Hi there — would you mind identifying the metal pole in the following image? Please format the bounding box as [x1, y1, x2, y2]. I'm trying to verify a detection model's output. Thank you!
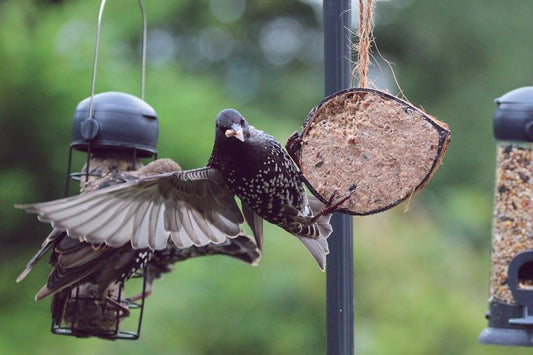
[324, 1, 354, 354]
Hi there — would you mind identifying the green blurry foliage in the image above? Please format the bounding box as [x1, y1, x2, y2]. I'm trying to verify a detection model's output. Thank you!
[2, 0, 533, 354]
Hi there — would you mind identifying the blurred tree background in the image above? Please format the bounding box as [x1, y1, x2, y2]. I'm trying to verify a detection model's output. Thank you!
[1, 0, 533, 354]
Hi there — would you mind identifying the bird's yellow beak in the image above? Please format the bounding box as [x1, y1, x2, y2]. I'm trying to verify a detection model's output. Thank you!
[225, 124, 245, 142]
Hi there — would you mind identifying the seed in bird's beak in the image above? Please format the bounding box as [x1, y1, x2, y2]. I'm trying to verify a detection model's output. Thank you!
[225, 124, 245, 142]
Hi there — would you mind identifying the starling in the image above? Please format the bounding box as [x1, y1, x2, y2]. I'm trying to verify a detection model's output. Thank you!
[17, 109, 345, 270]
[17, 151, 260, 331]
[17, 151, 149, 296]
[17, 152, 153, 329]
[209, 109, 335, 269]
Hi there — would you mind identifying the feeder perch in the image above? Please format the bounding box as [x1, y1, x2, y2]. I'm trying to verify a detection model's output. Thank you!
[479, 87, 533, 346]
[288, 88, 450, 215]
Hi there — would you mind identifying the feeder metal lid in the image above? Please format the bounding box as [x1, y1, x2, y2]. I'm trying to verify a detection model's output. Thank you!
[71, 91, 158, 157]
[494, 86, 533, 142]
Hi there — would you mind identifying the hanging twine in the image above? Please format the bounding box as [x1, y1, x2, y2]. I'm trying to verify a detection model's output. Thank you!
[354, 0, 374, 88]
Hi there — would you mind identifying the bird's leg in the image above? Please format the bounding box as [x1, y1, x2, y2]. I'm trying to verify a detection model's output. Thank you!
[127, 287, 153, 303]
[285, 132, 303, 170]
[126, 275, 155, 303]
[310, 187, 356, 223]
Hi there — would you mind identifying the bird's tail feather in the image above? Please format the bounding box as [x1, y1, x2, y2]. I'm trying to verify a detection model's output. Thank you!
[297, 235, 329, 271]
[307, 195, 333, 238]
[297, 194, 332, 270]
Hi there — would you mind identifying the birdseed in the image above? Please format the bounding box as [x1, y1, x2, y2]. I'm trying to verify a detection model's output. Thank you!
[489, 143, 533, 304]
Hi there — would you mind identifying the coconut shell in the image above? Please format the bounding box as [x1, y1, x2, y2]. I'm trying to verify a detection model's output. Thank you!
[288, 88, 450, 215]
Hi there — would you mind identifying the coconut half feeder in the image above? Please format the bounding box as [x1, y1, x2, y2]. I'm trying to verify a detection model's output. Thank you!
[479, 87, 533, 346]
[287, 88, 450, 215]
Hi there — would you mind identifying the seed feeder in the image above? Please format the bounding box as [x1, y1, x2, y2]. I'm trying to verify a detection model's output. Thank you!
[479, 87, 533, 346]
[55, 0, 157, 340]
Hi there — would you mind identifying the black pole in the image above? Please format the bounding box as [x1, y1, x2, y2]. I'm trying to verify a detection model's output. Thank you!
[324, 1, 354, 355]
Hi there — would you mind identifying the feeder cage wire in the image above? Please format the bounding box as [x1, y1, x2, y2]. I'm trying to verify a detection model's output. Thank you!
[55, 0, 157, 340]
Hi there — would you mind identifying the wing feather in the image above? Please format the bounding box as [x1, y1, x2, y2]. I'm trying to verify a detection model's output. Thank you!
[242, 204, 264, 250]
[131, 200, 155, 249]
[16, 162, 244, 250]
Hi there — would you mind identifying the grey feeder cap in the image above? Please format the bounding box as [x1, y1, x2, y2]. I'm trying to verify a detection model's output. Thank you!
[71, 91, 158, 157]
[494, 86, 533, 142]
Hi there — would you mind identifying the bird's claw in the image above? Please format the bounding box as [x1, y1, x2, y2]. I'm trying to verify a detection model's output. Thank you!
[126, 289, 152, 304]
[311, 187, 356, 223]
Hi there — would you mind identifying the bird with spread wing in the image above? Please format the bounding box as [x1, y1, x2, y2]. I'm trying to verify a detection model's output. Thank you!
[17, 151, 261, 331]
[17, 109, 350, 271]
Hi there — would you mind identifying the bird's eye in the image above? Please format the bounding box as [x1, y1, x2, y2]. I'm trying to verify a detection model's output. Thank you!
[240, 118, 245, 126]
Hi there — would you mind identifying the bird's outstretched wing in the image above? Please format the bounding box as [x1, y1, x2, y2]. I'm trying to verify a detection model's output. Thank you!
[34, 236, 128, 300]
[16, 162, 244, 250]
[16, 229, 64, 283]
[144, 234, 262, 288]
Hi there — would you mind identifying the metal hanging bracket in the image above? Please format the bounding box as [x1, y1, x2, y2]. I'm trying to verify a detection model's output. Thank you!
[68, 0, 158, 184]
[87, 0, 147, 124]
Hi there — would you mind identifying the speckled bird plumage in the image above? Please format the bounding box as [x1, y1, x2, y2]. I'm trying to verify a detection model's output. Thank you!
[209, 109, 332, 268]
[209, 109, 328, 238]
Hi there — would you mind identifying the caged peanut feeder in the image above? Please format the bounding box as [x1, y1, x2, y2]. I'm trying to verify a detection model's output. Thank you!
[53, 91, 158, 340]
[287, 88, 450, 215]
[53, 270, 148, 340]
[480, 87, 533, 347]
[50, 0, 156, 339]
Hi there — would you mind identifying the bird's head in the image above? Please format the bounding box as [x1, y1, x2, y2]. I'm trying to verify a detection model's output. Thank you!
[215, 109, 249, 143]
